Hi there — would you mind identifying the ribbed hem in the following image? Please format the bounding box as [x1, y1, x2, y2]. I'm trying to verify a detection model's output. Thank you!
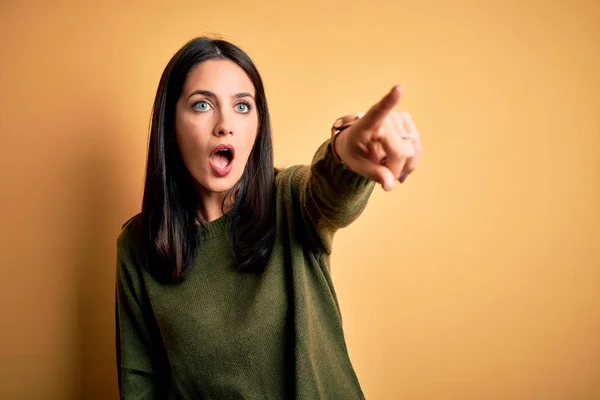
[322, 142, 373, 191]
[290, 141, 374, 196]
[198, 215, 228, 240]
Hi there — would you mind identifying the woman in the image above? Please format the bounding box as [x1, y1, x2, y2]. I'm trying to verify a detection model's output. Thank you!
[116, 36, 421, 399]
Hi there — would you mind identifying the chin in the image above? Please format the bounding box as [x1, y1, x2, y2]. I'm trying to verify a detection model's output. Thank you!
[203, 174, 243, 194]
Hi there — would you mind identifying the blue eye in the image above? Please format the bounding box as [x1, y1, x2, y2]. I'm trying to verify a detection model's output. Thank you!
[235, 102, 252, 113]
[192, 100, 211, 112]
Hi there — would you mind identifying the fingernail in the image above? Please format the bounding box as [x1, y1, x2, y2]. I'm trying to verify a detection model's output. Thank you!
[399, 174, 408, 183]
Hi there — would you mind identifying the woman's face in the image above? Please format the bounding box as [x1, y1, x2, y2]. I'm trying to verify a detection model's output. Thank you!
[175, 59, 259, 199]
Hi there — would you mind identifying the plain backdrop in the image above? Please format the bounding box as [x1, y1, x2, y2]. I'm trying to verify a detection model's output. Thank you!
[0, 0, 598, 399]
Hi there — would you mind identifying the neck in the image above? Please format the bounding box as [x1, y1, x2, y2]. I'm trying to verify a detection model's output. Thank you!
[197, 188, 238, 223]
[197, 192, 226, 222]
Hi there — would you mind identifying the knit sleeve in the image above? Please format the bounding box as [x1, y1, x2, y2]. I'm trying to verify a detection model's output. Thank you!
[285, 139, 376, 255]
[115, 226, 165, 399]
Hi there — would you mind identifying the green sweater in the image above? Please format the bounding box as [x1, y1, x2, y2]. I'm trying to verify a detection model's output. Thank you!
[116, 140, 376, 399]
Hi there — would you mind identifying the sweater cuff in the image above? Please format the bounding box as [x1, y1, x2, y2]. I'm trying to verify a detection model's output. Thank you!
[319, 140, 375, 194]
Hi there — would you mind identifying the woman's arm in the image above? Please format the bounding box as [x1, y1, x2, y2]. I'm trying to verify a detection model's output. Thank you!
[115, 230, 164, 399]
[286, 139, 376, 255]
[282, 85, 421, 256]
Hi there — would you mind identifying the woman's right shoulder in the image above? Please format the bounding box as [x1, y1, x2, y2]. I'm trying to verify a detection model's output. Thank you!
[116, 214, 149, 281]
[117, 213, 143, 254]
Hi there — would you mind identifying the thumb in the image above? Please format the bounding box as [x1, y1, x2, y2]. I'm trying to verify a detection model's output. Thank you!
[360, 85, 403, 129]
[366, 164, 396, 192]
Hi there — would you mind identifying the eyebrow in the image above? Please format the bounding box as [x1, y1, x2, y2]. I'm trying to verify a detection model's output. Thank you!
[187, 90, 255, 100]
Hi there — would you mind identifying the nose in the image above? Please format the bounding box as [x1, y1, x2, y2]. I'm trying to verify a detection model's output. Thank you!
[213, 111, 234, 137]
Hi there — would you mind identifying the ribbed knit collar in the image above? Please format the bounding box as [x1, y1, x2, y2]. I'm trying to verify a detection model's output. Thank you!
[198, 215, 228, 240]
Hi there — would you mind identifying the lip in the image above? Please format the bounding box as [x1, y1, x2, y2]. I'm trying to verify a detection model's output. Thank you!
[211, 144, 236, 158]
[209, 144, 235, 177]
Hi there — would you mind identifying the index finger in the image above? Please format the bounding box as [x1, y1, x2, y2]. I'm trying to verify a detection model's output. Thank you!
[359, 85, 403, 129]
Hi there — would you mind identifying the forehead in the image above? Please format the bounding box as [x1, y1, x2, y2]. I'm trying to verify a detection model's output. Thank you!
[182, 59, 255, 96]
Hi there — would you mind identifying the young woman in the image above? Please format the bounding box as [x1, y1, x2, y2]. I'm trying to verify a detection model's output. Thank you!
[116, 36, 421, 399]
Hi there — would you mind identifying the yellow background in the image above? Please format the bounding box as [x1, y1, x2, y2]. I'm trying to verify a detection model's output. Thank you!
[1, 0, 598, 399]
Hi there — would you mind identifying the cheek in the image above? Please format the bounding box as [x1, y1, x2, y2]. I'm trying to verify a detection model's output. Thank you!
[175, 110, 193, 157]
[176, 118, 210, 158]
[175, 130, 196, 165]
[239, 130, 258, 163]
[242, 118, 259, 148]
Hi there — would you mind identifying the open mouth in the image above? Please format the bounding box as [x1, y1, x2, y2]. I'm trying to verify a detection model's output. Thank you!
[209, 144, 235, 176]
[212, 148, 233, 167]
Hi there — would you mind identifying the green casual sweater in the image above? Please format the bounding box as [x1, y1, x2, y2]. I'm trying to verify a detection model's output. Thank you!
[116, 140, 376, 399]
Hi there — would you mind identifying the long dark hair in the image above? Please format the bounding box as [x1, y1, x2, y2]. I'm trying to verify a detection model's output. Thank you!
[131, 36, 276, 282]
